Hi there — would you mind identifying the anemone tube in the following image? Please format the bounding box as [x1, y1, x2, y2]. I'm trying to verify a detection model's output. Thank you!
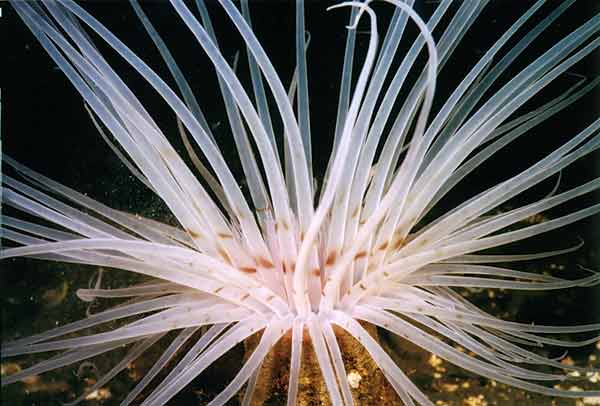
[2, 1, 600, 405]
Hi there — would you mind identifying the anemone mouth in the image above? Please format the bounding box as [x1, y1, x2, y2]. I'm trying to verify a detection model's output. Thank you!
[2, 0, 600, 405]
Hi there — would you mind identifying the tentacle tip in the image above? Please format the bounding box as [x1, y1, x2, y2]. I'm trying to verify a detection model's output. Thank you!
[76, 289, 94, 302]
[326, 1, 370, 31]
[564, 71, 588, 81]
[576, 263, 599, 275]
[304, 30, 311, 45]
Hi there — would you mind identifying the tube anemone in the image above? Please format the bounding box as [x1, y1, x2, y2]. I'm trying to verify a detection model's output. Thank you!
[1, 1, 599, 405]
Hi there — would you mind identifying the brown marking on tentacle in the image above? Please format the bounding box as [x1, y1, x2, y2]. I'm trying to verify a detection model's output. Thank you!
[354, 251, 367, 260]
[392, 238, 405, 250]
[217, 247, 232, 265]
[325, 251, 337, 267]
[187, 229, 202, 239]
[257, 256, 275, 269]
